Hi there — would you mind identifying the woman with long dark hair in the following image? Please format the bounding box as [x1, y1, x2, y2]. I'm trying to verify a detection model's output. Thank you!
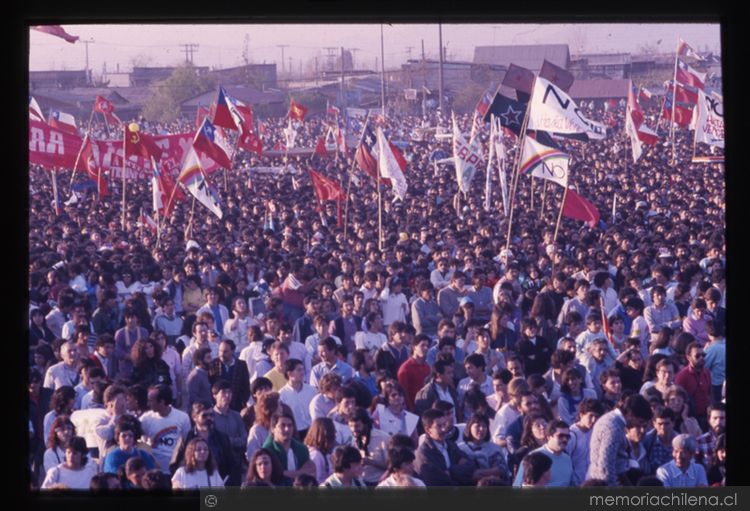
[243, 448, 291, 487]
[507, 413, 548, 479]
[457, 414, 510, 483]
[171, 437, 224, 489]
[30, 308, 55, 346]
[130, 338, 172, 388]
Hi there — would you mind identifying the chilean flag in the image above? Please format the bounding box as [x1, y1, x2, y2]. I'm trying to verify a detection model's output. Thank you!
[193, 118, 233, 169]
[676, 59, 706, 91]
[213, 86, 253, 132]
[48, 109, 78, 135]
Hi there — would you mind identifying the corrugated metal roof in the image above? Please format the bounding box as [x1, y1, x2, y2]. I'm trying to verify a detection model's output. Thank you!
[568, 79, 630, 99]
[474, 44, 570, 71]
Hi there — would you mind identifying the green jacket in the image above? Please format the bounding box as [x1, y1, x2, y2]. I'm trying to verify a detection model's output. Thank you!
[262, 435, 310, 471]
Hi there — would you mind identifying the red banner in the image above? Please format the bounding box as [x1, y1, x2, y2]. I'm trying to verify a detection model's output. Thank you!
[30, 120, 222, 179]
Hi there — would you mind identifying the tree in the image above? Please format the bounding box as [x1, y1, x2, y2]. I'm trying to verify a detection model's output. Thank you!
[450, 82, 487, 115]
[141, 63, 216, 123]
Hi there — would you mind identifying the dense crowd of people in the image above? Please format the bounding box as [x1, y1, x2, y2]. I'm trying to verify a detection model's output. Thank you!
[28, 95, 726, 491]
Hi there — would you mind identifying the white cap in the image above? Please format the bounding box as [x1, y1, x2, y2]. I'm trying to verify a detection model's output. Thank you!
[186, 240, 201, 251]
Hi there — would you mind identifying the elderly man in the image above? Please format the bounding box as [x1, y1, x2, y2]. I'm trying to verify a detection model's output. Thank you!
[43, 341, 80, 390]
[656, 434, 708, 487]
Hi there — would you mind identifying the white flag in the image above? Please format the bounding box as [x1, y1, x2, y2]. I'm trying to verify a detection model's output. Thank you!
[528, 76, 607, 140]
[693, 90, 724, 148]
[492, 116, 509, 216]
[519, 136, 570, 188]
[452, 113, 483, 193]
[283, 118, 297, 149]
[182, 149, 223, 219]
[376, 127, 408, 201]
[625, 107, 643, 163]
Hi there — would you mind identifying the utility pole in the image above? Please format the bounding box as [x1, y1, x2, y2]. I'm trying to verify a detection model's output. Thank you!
[438, 23, 444, 113]
[350, 48, 361, 70]
[180, 43, 199, 64]
[340, 47, 345, 108]
[405, 46, 414, 61]
[288, 57, 292, 79]
[82, 39, 94, 85]
[421, 39, 426, 118]
[277, 45, 289, 74]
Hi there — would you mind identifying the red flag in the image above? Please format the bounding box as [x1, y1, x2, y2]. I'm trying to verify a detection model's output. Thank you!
[662, 100, 694, 127]
[638, 87, 653, 102]
[94, 96, 122, 125]
[307, 168, 345, 202]
[74, 134, 110, 198]
[238, 131, 264, 156]
[288, 99, 308, 121]
[258, 122, 268, 137]
[32, 25, 79, 43]
[600, 296, 615, 348]
[562, 187, 600, 228]
[502, 63, 535, 96]
[539, 59, 575, 92]
[195, 106, 210, 128]
[314, 137, 330, 158]
[124, 126, 162, 161]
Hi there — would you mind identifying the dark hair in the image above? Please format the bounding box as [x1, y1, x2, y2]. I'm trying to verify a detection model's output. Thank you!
[283, 358, 304, 378]
[148, 384, 173, 406]
[66, 436, 89, 466]
[421, 408, 445, 429]
[332, 445, 362, 473]
[246, 447, 284, 485]
[620, 394, 653, 422]
[462, 414, 491, 443]
[50, 386, 76, 414]
[140, 469, 172, 490]
[250, 377, 273, 396]
[578, 398, 605, 418]
[522, 451, 552, 485]
[386, 446, 416, 473]
[90, 472, 120, 491]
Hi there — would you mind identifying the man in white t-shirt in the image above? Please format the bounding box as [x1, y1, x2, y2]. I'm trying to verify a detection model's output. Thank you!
[139, 384, 192, 473]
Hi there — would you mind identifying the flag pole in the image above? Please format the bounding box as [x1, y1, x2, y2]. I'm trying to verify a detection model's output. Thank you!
[505, 78, 535, 250]
[69, 109, 96, 189]
[540, 180, 547, 219]
[612, 193, 617, 224]
[670, 37, 680, 165]
[186, 193, 197, 241]
[553, 182, 569, 244]
[530, 175, 535, 210]
[483, 114, 495, 213]
[121, 126, 127, 231]
[378, 23, 386, 252]
[344, 112, 371, 241]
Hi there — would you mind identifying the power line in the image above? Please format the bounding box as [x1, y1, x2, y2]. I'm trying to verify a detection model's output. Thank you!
[180, 43, 199, 64]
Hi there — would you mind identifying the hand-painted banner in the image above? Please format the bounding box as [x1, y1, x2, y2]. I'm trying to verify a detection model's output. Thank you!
[30, 120, 222, 178]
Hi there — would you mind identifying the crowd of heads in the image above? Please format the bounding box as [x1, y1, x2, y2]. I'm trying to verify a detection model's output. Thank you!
[28, 96, 725, 490]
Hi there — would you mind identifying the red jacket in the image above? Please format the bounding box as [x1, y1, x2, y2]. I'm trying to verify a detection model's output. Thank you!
[675, 365, 712, 417]
[397, 357, 431, 412]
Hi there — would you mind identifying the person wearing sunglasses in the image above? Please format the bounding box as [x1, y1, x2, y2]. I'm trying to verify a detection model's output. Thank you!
[513, 420, 574, 487]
